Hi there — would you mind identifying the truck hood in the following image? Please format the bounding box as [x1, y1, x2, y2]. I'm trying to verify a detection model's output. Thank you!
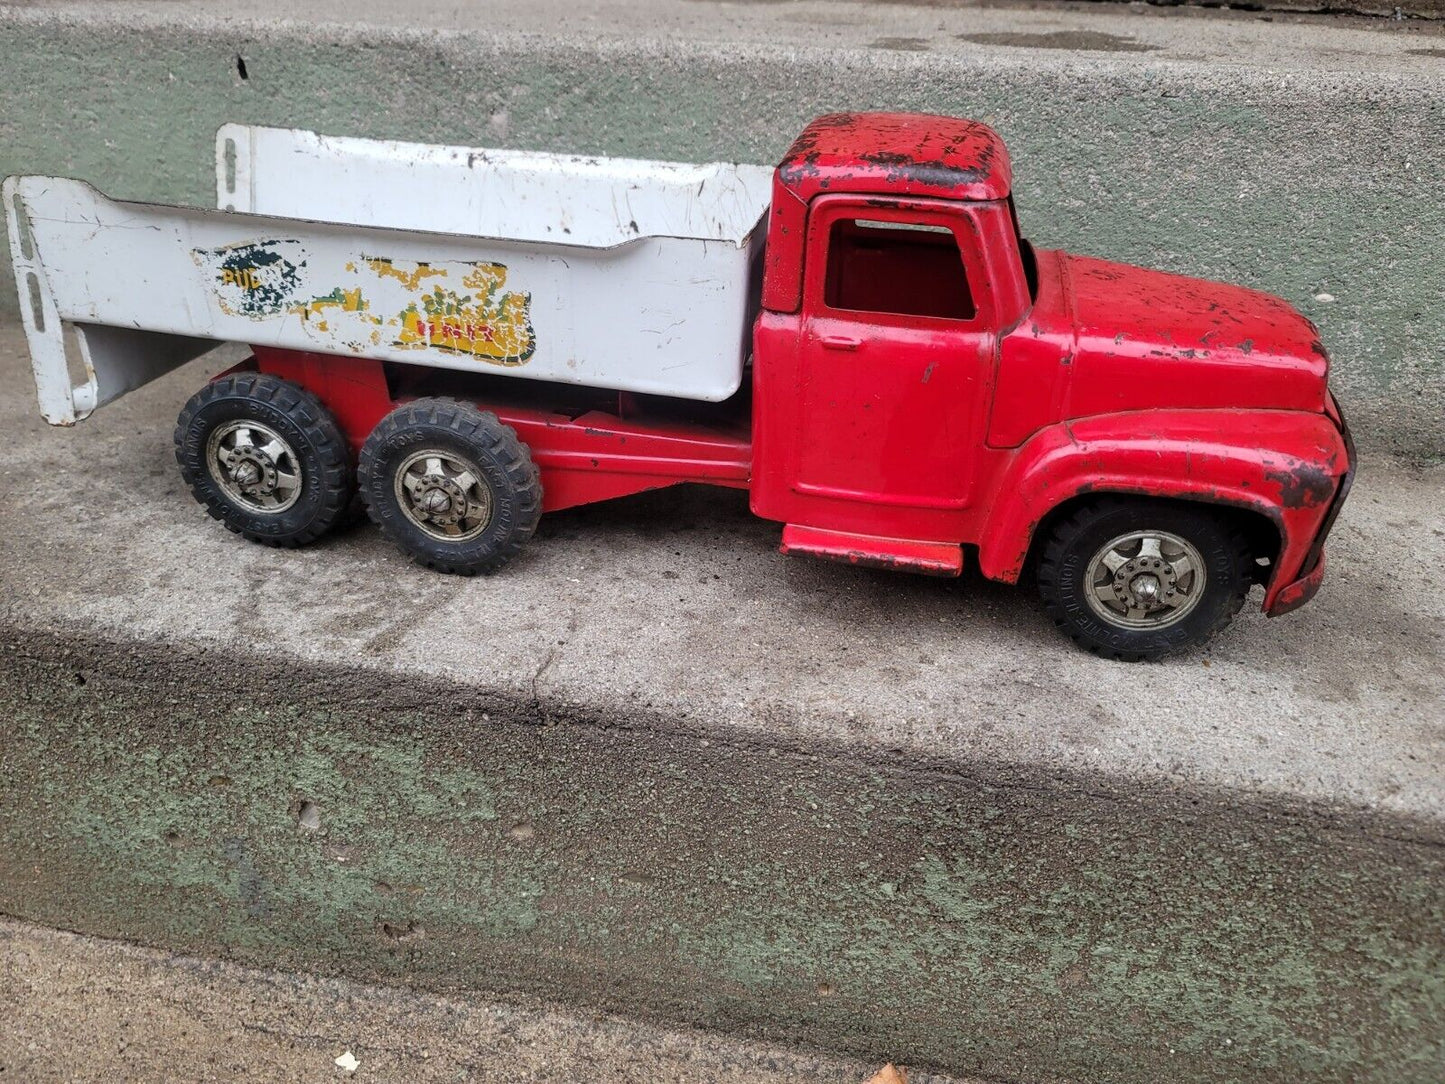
[1051, 253, 1331, 418]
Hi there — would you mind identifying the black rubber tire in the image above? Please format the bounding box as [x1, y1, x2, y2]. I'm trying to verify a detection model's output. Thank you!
[358, 398, 542, 575]
[174, 372, 354, 547]
[1036, 498, 1251, 661]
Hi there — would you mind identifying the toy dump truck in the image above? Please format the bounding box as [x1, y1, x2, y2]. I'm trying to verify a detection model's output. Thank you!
[5, 113, 1353, 659]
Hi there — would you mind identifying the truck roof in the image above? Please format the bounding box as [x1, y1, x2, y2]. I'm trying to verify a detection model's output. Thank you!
[776, 112, 1012, 204]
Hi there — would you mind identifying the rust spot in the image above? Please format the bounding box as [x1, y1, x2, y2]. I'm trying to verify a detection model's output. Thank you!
[1264, 464, 1336, 509]
[840, 550, 956, 577]
[777, 113, 1003, 195]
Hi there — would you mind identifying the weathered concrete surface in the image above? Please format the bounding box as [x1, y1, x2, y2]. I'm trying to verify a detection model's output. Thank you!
[0, 325, 1442, 1084]
[0, 0, 1442, 458]
[0, 919, 950, 1084]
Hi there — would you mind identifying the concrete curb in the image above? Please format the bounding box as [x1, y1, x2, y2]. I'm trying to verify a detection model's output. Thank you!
[1, 3, 1443, 1079]
[0, 1, 1442, 457]
[3, 625, 1442, 1084]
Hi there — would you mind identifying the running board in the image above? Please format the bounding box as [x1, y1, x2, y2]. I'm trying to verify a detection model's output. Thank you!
[779, 525, 964, 577]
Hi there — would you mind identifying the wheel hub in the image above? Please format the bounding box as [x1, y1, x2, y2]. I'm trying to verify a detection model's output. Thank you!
[1130, 572, 1162, 605]
[225, 449, 276, 495]
[206, 421, 302, 513]
[1086, 530, 1207, 630]
[410, 478, 469, 526]
[394, 449, 493, 541]
[1110, 555, 1179, 614]
[232, 459, 262, 488]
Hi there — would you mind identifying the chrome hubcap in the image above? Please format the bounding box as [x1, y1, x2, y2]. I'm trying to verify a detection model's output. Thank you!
[1084, 530, 1207, 629]
[207, 420, 302, 513]
[395, 449, 493, 541]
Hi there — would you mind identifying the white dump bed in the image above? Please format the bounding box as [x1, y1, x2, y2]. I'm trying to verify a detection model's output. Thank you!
[7, 126, 774, 425]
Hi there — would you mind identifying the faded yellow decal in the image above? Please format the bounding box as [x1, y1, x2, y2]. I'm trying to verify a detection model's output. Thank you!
[365, 257, 448, 292]
[285, 258, 535, 366]
[294, 286, 367, 318]
[394, 266, 535, 364]
[191, 239, 307, 318]
[290, 287, 368, 335]
[220, 267, 263, 291]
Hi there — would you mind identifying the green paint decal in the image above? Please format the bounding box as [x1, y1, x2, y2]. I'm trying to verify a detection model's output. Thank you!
[191, 239, 306, 317]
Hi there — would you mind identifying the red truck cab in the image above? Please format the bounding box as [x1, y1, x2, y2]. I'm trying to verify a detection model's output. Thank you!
[165, 112, 1351, 660]
[746, 113, 1353, 657]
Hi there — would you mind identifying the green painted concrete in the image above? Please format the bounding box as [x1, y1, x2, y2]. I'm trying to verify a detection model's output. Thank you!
[2, 628, 1441, 1083]
[0, 10, 1440, 458]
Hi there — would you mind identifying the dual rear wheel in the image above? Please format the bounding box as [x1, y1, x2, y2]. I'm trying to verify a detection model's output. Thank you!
[357, 398, 542, 575]
[176, 376, 540, 574]
[174, 373, 353, 546]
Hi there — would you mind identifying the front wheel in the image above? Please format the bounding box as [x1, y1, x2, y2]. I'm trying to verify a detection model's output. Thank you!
[1036, 499, 1251, 661]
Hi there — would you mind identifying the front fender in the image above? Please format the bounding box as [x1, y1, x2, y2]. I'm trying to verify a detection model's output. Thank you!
[975, 410, 1350, 610]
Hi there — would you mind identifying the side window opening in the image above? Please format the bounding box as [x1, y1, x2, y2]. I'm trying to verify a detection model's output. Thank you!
[824, 218, 975, 321]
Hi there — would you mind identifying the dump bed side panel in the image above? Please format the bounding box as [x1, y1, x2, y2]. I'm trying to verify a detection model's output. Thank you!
[217, 124, 775, 247]
[8, 177, 753, 424]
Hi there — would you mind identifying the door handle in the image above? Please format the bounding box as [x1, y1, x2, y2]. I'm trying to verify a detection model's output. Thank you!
[820, 334, 862, 351]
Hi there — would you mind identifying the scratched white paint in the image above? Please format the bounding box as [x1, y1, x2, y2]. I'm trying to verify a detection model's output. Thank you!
[6, 126, 773, 426]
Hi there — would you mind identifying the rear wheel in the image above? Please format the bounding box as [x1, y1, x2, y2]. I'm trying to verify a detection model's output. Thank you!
[1036, 499, 1251, 660]
[359, 398, 542, 575]
[174, 372, 353, 546]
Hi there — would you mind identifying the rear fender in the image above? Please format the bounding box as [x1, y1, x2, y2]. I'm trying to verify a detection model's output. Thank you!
[976, 410, 1349, 609]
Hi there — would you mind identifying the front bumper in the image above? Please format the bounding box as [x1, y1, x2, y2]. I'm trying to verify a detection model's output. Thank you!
[1265, 397, 1356, 618]
[1266, 550, 1328, 617]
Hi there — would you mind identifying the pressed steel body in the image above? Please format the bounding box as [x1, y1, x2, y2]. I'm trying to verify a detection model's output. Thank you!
[10, 111, 1353, 622]
[751, 113, 1350, 616]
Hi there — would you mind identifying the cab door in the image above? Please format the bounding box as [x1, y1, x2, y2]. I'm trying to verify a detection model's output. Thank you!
[793, 197, 997, 521]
